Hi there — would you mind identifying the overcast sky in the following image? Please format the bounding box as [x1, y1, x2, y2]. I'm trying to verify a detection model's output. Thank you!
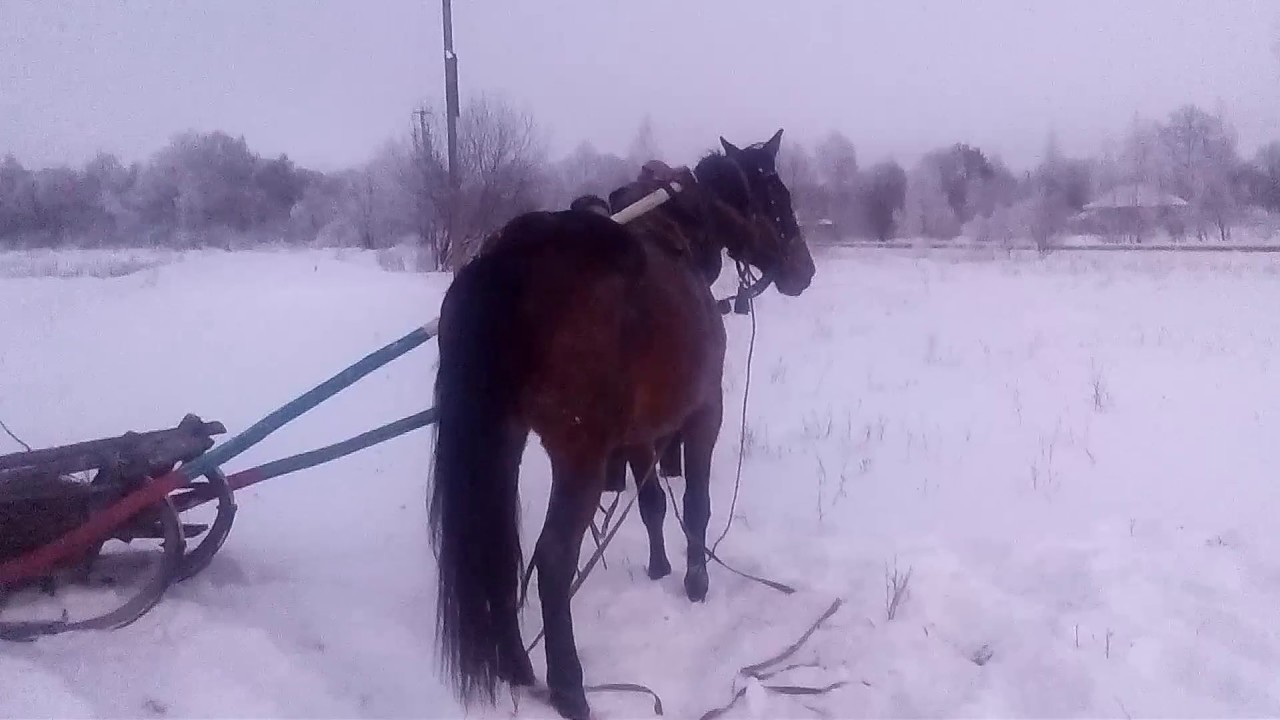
[2, 0, 1278, 172]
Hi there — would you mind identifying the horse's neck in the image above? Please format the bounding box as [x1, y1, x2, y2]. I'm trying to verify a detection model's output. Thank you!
[654, 199, 726, 285]
[692, 190, 757, 278]
[609, 173, 730, 285]
[685, 225, 725, 285]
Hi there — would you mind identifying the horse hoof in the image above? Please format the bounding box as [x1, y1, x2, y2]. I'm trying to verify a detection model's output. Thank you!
[648, 557, 672, 580]
[684, 566, 708, 602]
[549, 686, 591, 720]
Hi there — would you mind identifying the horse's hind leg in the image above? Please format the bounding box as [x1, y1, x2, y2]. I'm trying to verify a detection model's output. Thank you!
[497, 613, 535, 687]
[680, 396, 724, 602]
[626, 445, 671, 580]
[535, 449, 605, 720]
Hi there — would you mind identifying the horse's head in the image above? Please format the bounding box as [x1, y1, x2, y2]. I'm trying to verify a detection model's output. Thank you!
[695, 129, 815, 297]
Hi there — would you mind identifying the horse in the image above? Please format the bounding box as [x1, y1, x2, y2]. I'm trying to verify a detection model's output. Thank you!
[599, 158, 733, 497]
[428, 129, 816, 720]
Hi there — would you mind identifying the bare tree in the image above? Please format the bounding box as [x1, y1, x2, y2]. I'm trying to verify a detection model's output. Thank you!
[777, 139, 821, 224]
[814, 132, 860, 234]
[548, 141, 633, 209]
[352, 170, 378, 250]
[409, 109, 450, 261]
[1157, 105, 1241, 241]
[903, 162, 958, 239]
[1245, 142, 1280, 212]
[452, 97, 545, 262]
[1029, 131, 1093, 248]
[627, 114, 662, 166]
[920, 143, 1003, 225]
[407, 95, 546, 269]
[864, 160, 907, 241]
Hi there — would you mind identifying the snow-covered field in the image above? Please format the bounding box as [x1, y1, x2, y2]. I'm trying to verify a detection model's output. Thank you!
[3, 245, 1280, 718]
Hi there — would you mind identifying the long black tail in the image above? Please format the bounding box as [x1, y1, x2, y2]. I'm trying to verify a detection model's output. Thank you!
[428, 251, 528, 705]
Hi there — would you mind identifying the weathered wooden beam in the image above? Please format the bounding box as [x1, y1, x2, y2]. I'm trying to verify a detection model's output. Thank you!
[0, 415, 225, 481]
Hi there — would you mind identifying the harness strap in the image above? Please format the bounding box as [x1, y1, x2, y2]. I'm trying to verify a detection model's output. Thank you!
[705, 548, 795, 595]
[586, 683, 665, 715]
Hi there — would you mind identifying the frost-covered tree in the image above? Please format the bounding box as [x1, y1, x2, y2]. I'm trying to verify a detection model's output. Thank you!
[627, 115, 662, 166]
[777, 139, 822, 224]
[404, 96, 546, 269]
[863, 160, 907, 241]
[1027, 132, 1093, 247]
[0, 156, 39, 243]
[1243, 141, 1280, 212]
[902, 162, 958, 239]
[814, 131, 860, 233]
[921, 143, 999, 224]
[548, 141, 633, 209]
[1156, 105, 1242, 241]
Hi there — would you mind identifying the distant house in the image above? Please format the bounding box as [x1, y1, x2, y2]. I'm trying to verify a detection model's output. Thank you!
[1076, 183, 1189, 241]
[802, 218, 840, 243]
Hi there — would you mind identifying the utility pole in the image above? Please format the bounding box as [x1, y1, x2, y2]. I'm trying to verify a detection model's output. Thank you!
[440, 0, 460, 266]
[411, 107, 432, 260]
[441, 0, 459, 190]
[411, 108, 430, 155]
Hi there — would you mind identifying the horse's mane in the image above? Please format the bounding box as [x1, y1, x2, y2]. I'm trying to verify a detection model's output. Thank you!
[688, 149, 774, 270]
[595, 147, 769, 284]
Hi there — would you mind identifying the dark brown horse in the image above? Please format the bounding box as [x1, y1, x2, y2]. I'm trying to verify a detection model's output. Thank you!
[428, 130, 815, 719]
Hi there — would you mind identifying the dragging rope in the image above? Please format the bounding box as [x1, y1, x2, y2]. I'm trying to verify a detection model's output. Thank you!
[738, 598, 843, 678]
[0, 418, 31, 452]
[661, 478, 795, 595]
[711, 261, 760, 557]
[698, 598, 846, 720]
[585, 683, 664, 716]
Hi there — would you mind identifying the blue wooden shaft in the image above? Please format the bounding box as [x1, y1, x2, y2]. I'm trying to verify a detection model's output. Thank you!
[229, 408, 439, 490]
[178, 322, 438, 481]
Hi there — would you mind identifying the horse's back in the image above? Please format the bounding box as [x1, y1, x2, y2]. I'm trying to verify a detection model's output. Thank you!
[478, 209, 644, 279]
[453, 206, 724, 449]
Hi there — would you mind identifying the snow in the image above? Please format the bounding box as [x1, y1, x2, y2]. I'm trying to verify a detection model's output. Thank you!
[3, 245, 1280, 717]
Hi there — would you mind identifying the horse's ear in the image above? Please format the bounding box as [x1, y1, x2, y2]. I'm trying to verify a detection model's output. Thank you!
[763, 128, 784, 158]
[720, 136, 741, 155]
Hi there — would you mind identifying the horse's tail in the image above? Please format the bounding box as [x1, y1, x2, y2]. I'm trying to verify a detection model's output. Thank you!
[428, 250, 528, 705]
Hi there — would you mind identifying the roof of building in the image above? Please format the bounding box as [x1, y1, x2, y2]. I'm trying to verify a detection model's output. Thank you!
[1084, 183, 1189, 210]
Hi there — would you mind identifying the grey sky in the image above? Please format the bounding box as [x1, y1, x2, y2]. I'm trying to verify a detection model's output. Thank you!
[2, 0, 1277, 172]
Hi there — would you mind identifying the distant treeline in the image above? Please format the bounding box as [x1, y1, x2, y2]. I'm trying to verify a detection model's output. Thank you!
[4, 97, 1279, 268]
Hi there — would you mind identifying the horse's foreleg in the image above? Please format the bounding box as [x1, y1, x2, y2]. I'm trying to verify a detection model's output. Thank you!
[626, 445, 671, 580]
[680, 395, 723, 602]
[535, 453, 604, 720]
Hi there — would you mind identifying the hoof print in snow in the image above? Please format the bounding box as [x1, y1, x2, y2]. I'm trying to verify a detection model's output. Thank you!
[970, 644, 994, 666]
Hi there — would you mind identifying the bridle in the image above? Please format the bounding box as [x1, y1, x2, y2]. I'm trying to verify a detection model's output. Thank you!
[716, 259, 770, 315]
[713, 159, 794, 316]
[612, 155, 792, 316]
